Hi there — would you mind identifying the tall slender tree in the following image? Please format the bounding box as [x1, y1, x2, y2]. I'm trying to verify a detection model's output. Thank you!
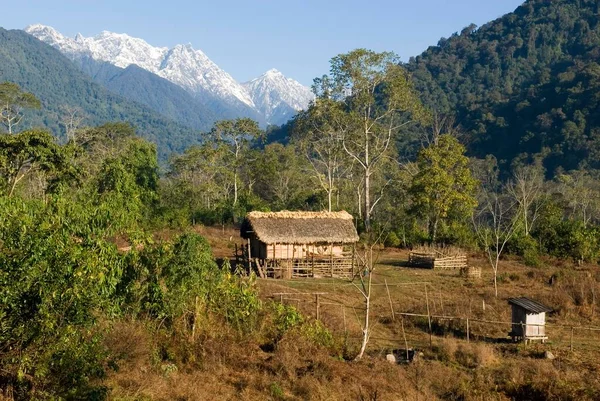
[210, 118, 262, 208]
[317, 49, 429, 230]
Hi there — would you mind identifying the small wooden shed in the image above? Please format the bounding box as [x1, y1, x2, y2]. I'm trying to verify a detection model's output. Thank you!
[508, 297, 552, 343]
[240, 210, 359, 279]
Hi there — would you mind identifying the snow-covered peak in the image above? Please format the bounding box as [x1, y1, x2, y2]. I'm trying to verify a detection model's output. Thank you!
[25, 25, 254, 108]
[81, 30, 168, 72]
[25, 24, 312, 124]
[25, 24, 87, 57]
[243, 69, 314, 124]
[265, 68, 282, 75]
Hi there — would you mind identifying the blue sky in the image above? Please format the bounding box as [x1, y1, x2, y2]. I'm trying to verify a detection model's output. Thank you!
[4, 0, 524, 86]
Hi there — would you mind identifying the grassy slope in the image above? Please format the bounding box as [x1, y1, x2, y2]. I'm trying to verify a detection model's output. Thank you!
[102, 226, 600, 400]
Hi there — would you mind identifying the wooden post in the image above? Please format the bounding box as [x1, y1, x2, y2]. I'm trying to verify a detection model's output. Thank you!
[330, 242, 334, 278]
[279, 294, 283, 304]
[247, 238, 252, 268]
[291, 243, 296, 278]
[315, 294, 321, 321]
[570, 327, 574, 352]
[466, 318, 470, 342]
[311, 245, 315, 277]
[342, 305, 347, 334]
[425, 284, 433, 347]
[385, 279, 395, 321]
[273, 242, 276, 277]
[351, 244, 356, 278]
[401, 316, 409, 361]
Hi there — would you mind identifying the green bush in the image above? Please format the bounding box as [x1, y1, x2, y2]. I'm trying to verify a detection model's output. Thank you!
[507, 230, 540, 267]
[384, 231, 401, 248]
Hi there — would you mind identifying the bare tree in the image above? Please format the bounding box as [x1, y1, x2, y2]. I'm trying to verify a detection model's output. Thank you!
[506, 164, 545, 236]
[353, 231, 386, 360]
[556, 171, 600, 227]
[59, 105, 86, 141]
[473, 189, 522, 297]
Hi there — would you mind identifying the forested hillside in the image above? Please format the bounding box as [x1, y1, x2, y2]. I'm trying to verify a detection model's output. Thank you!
[407, 0, 600, 174]
[0, 28, 201, 159]
[79, 57, 215, 131]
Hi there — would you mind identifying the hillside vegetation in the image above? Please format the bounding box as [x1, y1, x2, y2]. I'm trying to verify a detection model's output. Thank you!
[407, 0, 600, 174]
[3, 0, 600, 399]
[0, 28, 201, 159]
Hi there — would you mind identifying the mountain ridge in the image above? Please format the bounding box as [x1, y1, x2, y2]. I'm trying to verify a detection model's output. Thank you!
[0, 27, 201, 160]
[25, 24, 313, 125]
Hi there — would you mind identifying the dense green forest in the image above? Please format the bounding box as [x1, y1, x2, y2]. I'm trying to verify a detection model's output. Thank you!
[406, 0, 600, 175]
[80, 58, 216, 131]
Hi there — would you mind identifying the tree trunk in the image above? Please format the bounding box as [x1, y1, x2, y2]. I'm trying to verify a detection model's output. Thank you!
[430, 217, 439, 244]
[233, 169, 238, 207]
[364, 172, 371, 232]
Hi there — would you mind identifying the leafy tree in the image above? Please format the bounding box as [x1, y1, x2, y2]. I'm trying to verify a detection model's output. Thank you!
[293, 98, 349, 211]
[0, 197, 126, 398]
[251, 143, 315, 210]
[0, 82, 41, 134]
[410, 134, 478, 242]
[210, 118, 263, 209]
[0, 130, 71, 197]
[317, 49, 430, 230]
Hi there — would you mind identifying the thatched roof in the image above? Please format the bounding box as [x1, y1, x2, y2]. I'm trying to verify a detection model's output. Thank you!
[240, 210, 359, 245]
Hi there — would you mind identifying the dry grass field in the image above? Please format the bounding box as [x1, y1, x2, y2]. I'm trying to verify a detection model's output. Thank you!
[101, 225, 600, 400]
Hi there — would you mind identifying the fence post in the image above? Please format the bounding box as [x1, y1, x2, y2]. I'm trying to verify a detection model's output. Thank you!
[315, 294, 321, 321]
[570, 327, 574, 352]
[466, 318, 470, 343]
[425, 284, 432, 347]
[401, 316, 409, 361]
[342, 304, 347, 334]
[385, 279, 395, 321]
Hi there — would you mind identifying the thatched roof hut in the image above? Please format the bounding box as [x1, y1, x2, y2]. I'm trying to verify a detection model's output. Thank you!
[240, 210, 359, 245]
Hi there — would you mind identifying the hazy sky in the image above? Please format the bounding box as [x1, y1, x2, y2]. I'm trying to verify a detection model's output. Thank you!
[4, 0, 524, 86]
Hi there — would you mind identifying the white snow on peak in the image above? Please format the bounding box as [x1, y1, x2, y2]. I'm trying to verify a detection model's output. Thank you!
[25, 24, 254, 108]
[25, 24, 314, 123]
[243, 69, 314, 124]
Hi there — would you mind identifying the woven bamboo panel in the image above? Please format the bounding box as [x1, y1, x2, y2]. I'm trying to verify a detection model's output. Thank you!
[460, 265, 482, 278]
[408, 252, 467, 270]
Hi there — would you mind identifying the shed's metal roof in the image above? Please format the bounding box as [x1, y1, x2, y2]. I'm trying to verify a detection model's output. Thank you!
[508, 297, 552, 313]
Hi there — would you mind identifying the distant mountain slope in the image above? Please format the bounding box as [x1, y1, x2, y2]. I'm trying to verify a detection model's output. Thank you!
[25, 25, 313, 126]
[0, 28, 200, 159]
[406, 0, 600, 174]
[243, 69, 314, 125]
[78, 57, 215, 130]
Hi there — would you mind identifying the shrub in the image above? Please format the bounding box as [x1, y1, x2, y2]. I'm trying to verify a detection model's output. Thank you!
[507, 229, 540, 267]
[384, 231, 401, 248]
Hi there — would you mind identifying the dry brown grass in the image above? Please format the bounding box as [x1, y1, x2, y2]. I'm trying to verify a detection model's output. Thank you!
[100, 227, 600, 400]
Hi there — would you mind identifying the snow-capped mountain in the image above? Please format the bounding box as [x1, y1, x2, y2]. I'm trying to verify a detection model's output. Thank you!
[24, 24, 313, 125]
[243, 69, 314, 124]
